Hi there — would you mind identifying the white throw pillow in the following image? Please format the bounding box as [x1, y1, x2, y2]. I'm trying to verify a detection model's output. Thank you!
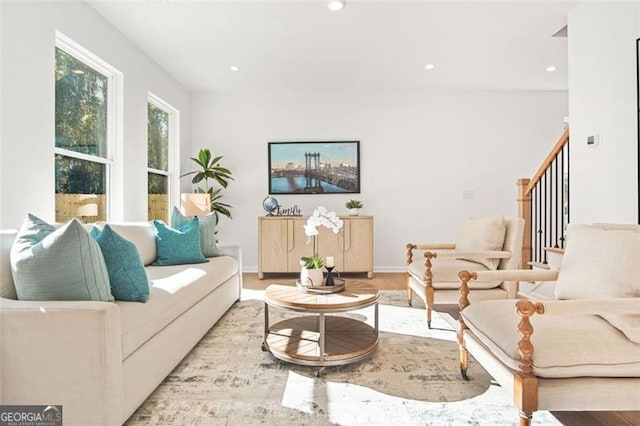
[455, 215, 506, 270]
[555, 224, 640, 342]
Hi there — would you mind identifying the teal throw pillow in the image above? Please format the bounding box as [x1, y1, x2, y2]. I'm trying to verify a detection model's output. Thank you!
[152, 219, 208, 266]
[170, 206, 220, 257]
[91, 225, 149, 302]
[10, 214, 113, 302]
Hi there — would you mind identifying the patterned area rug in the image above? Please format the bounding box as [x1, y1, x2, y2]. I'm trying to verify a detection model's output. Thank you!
[126, 290, 559, 425]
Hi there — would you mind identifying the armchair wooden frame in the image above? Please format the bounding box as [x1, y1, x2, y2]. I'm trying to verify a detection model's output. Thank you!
[405, 244, 513, 328]
[457, 269, 640, 426]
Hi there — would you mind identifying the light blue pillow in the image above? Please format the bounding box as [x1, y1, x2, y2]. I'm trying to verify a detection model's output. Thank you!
[91, 225, 149, 303]
[10, 214, 113, 302]
[152, 219, 208, 266]
[170, 206, 220, 257]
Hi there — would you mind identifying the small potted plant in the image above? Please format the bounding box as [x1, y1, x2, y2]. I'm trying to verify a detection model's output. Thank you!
[346, 199, 363, 216]
[299, 254, 324, 287]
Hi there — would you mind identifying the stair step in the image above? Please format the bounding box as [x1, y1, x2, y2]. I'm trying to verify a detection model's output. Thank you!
[528, 261, 550, 270]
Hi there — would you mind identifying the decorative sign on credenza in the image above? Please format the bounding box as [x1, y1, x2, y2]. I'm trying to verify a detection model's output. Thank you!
[262, 196, 302, 216]
[275, 205, 302, 216]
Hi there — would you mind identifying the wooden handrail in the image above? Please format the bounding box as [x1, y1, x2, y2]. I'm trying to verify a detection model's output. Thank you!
[525, 129, 569, 195]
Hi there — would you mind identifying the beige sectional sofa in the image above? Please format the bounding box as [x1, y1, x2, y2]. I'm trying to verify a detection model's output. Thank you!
[0, 222, 242, 425]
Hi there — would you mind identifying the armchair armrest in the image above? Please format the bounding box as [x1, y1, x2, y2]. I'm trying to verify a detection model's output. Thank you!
[0, 298, 123, 424]
[457, 269, 560, 310]
[466, 269, 559, 283]
[434, 250, 512, 259]
[534, 298, 640, 316]
[405, 243, 455, 264]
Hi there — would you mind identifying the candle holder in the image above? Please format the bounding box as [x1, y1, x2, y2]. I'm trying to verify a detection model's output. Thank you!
[325, 266, 336, 286]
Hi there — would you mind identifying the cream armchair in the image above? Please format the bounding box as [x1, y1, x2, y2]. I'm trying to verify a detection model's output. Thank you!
[457, 224, 640, 425]
[406, 216, 524, 328]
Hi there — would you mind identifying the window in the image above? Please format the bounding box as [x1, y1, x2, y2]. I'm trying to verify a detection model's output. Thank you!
[147, 95, 178, 222]
[54, 34, 120, 223]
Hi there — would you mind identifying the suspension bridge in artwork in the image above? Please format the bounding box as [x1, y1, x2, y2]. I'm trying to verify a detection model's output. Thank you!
[271, 152, 359, 193]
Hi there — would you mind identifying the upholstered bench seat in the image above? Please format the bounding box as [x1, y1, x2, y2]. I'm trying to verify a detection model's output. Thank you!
[118, 257, 239, 359]
[462, 299, 640, 378]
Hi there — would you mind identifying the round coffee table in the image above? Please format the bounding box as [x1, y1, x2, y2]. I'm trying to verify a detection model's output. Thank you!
[262, 281, 379, 375]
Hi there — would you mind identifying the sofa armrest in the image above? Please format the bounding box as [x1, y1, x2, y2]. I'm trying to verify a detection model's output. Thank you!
[218, 244, 243, 290]
[0, 298, 123, 425]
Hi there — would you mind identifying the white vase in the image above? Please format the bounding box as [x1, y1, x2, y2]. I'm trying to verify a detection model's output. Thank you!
[300, 267, 324, 287]
[349, 208, 360, 216]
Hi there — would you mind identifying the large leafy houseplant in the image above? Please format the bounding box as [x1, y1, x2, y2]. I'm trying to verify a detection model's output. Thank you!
[180, 149, 234, 224]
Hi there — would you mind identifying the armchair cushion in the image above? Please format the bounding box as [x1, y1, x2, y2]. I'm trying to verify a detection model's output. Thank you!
[456, 215, 506, 270]
[462, 299, 640, 378]
[408, 258, 499, 289]
[554, 224, 640, 342]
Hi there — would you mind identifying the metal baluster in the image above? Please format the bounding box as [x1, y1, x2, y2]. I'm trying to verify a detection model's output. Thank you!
[553, 154, 562, 248]
[549, 161, 554, 251]
[567, 139, 570, 226]
[560, 146, 565, 248]
[537, 183, 542, 263]
[543, 171, 547, 264]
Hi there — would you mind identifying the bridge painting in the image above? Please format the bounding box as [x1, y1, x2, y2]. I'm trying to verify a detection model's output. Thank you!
[268, 141, 360, 194]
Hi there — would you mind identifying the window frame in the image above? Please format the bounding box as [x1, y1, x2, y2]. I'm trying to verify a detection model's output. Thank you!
[54, 31, 123, 221]
[147, 93, 180, 221]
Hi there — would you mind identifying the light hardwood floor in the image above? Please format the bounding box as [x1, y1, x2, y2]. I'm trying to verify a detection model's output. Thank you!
[244, 272, 640, 426]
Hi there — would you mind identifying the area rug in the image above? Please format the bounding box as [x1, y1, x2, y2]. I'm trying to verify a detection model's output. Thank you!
[126, 290, 559, 425]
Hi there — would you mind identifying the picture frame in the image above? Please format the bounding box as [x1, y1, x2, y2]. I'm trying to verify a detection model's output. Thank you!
[268, 141, 360, 194]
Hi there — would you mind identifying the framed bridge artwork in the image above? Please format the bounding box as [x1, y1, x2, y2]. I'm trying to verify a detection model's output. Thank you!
[268, 141, 360, 194]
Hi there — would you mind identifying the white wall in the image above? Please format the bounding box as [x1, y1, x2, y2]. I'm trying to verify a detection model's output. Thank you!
[568, 1, 640, 224]
[193, 90, 567, 271]
[0, 1, 192, 228]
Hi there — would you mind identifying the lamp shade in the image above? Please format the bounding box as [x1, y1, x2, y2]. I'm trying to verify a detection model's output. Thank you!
[74, 194, 99, 217]
[180, 193, 211, 217]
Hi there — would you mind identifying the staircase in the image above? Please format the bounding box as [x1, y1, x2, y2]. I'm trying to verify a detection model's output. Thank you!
[517, 129, 569, 269]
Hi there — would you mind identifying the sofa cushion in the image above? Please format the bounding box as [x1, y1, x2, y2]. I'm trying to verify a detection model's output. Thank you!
[171, 206, 220, 257]
[97, 222, 157, 266]
[456, 215, 506, 270]
[117, 256, 239, 359]
[408, 257, 498, 289]
[462, 299, 640, 378]
[152, 219, 208, 266]
[91, 225, 150, 303]
[10, 215, 113, 302]
[555, 224, 640, 342]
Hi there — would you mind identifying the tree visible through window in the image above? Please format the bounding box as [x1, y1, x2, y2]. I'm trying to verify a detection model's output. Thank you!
[55, 46, 111, 222]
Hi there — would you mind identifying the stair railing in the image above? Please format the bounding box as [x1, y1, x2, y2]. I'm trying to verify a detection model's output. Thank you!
[517, 129, 569, 268]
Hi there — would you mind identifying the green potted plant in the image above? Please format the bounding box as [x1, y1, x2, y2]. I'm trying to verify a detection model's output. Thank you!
[181, 149, 234, 224]
[346, 199, 363, 216]
[299, 253, 324, 287]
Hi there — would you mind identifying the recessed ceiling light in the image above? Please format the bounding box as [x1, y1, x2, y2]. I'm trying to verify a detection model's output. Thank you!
[327, 0, 346, 11]
[546, 65, 557, 72]
[71, 69, 85, 75]
[425, 64, 435, 70]
[229, 65, 240, 72]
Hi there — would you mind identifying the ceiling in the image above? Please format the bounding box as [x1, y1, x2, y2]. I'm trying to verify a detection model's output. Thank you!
[88, 0, 578, 93]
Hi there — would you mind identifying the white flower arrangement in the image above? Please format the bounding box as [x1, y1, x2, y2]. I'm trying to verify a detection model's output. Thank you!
[304, 207, 343, 238]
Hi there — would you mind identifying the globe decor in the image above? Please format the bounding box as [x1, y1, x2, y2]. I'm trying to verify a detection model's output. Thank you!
[262, 196, 279, 216]
[299, 207, 343, 288]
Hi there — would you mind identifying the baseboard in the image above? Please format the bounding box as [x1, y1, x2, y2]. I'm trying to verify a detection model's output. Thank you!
[241, 267, 406, 274]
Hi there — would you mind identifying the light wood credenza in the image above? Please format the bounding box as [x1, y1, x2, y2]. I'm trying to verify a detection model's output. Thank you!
[257, 215, 373, 279]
